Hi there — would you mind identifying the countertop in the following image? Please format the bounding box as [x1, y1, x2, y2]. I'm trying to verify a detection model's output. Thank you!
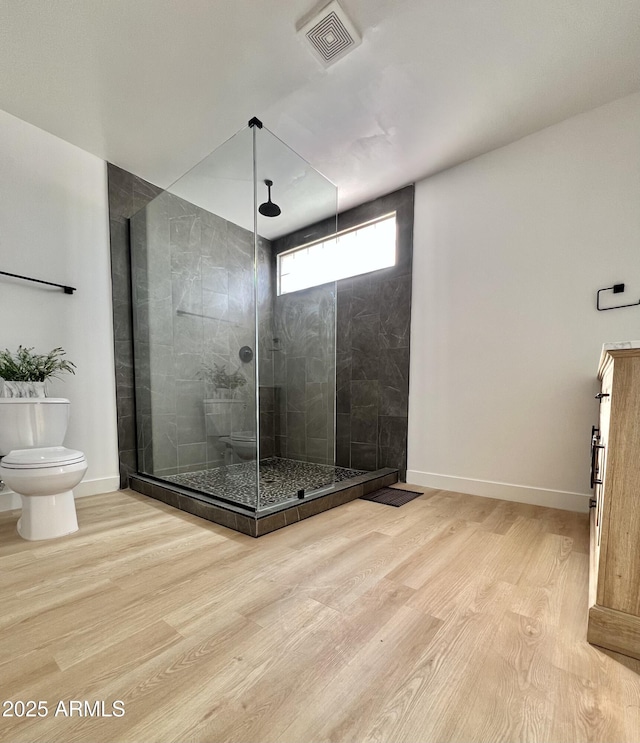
[598, 340, 640, 376]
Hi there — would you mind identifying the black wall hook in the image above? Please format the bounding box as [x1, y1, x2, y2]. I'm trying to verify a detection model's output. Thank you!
[596, 283, 640, 311]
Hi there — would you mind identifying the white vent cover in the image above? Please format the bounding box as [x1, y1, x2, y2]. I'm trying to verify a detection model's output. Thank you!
[297, 1, 362, 67]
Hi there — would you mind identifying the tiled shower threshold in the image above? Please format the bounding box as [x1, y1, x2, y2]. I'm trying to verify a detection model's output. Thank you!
[163, 458, 368, 509]
[129, 464, 399, 537]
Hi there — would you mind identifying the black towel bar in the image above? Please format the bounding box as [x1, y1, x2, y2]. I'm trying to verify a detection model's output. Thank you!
[596, 283, 639, 311]
[0, 270, 76, 295]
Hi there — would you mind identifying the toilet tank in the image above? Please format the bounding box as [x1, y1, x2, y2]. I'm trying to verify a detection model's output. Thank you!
[0, 398, 70, 456]
[203, 398, 245, 437]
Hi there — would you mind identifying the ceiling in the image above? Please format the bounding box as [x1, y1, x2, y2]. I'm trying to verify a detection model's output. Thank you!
[1, 0, 640, 215]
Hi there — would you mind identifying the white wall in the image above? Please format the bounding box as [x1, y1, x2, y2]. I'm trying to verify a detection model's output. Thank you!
[0, 109, 119, 509]
[408, 92, 640, 512]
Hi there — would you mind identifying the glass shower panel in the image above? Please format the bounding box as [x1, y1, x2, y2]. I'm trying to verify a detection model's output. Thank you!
[254, 126, 338, 511]
[130, 126, 259, 511]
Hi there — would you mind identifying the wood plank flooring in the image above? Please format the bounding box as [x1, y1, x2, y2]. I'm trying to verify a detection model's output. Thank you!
[1, 486, 639, 743]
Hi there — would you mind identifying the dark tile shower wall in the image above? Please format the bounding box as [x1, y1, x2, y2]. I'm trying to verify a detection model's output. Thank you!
[272, 284, 336, 465]
[108, 164, 163, 488]
[274, 185, 414, 479]
[110, 162, 412, 487]
[129, 191, 274, 477]
[108, 163, 276, 487]
[257, 238, 277, 460]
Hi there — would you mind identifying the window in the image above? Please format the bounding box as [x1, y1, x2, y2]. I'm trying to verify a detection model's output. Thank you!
[277, 213, 396, 295]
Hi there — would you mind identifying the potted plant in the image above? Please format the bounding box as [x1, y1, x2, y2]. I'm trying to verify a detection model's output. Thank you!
[199, 362, 247, 399]
[0, 346, 76, 398]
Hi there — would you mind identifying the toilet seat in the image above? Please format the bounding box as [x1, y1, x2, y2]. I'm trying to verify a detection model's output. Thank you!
[1, 446, 86, 469]
[231, 431, 256, 442]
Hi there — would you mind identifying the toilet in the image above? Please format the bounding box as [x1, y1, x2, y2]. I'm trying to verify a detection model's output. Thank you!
[219, 431, 257, 461]
[203, 398, 256, 463]
[0, 398, 87, 540]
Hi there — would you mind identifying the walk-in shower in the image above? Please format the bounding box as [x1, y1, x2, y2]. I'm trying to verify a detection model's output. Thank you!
[127, 118, 394, 529]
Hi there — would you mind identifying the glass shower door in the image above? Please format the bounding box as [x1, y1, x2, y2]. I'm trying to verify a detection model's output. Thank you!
[130, 126, 260, 512]
[129, 117, 341, 517]
[254, 124, 338, 512]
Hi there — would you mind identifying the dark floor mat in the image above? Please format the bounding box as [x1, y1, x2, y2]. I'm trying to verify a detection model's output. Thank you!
[360, 487, 423, 507]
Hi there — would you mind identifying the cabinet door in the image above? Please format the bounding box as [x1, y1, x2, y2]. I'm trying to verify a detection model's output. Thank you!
[597, 371, 612, 539]
[592, 366, 613, 605]
[602, 355, 640, 616]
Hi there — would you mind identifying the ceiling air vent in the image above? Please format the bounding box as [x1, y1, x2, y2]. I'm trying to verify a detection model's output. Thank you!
[297, 0, 362, 67]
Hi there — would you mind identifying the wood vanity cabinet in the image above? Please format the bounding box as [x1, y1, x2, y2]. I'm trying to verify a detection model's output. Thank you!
[588, 347, 640, 660]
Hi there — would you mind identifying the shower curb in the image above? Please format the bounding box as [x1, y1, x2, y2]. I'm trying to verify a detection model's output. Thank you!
[129, 468, 399, 537]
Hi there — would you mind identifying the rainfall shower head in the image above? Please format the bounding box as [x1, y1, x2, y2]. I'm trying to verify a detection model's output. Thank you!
[258, 179, 281, 218]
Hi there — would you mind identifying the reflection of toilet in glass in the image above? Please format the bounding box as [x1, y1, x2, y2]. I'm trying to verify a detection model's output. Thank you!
[219, 431, 257, 461]
[0, 399, 87, 540]
[204, 398, 255, 463]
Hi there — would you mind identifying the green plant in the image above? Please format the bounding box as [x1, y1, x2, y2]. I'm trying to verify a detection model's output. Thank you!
[0, 346, 76, 382]
[199, 362, 246, 391]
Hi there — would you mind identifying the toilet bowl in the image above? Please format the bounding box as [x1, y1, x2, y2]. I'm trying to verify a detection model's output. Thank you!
[0, 399, 87, 541]
[219, 431, 257, 461]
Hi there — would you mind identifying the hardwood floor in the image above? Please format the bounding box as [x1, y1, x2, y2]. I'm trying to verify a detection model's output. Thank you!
[1, 486, 639, 743]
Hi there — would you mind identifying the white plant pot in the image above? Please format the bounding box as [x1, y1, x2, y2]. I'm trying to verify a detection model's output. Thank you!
[216, 387, 234, 400]
[1, 381, 47, 398]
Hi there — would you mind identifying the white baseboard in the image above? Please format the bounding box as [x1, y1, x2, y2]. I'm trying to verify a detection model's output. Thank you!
[75, 476, 120, 498]
[0, 475, 120, 513]
[0, 491, 21, 511]
[406, 470, 591, 513]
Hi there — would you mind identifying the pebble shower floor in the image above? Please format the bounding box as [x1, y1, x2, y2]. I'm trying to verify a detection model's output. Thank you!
[164, 457, 366, 508]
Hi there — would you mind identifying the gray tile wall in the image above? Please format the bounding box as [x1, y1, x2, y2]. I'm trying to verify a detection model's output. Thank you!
[272, 284, 336, 464]
[274, 185, 414, 478]
[108, 163, 275, 486]
[109, 163, 412, 486]
[129, 190, 273, 477]
[108, 164, 163, 488]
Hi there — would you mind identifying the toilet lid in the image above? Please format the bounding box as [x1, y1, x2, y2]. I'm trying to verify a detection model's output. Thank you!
[1, 446, 86, 469]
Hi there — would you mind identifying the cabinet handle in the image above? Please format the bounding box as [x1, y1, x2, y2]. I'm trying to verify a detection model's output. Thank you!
[590, 438, 605, 489]
[595, 393, 610, 400]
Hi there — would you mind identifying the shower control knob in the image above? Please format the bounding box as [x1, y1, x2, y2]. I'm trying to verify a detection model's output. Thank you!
[239, 346, 254, 363]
